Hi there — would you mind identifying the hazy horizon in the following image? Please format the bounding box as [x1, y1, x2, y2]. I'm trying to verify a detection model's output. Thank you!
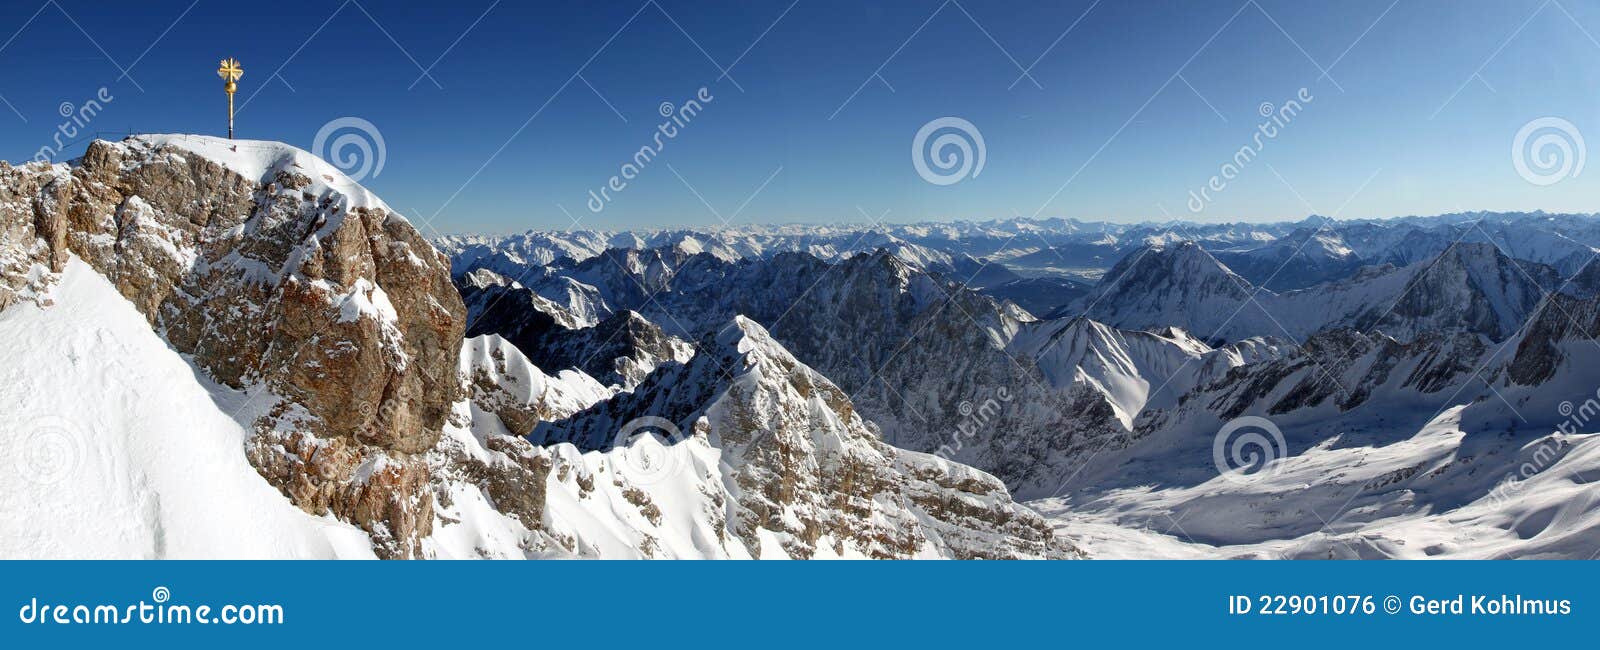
[430, 207, 1600, 238]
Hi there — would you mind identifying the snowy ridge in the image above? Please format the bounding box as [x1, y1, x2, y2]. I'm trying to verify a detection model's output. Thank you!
[459, 334, 610, 432]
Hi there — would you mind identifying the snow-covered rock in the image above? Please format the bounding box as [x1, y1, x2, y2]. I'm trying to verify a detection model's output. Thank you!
[530, 316, 1077, 559]
[0, 134, 471, 557]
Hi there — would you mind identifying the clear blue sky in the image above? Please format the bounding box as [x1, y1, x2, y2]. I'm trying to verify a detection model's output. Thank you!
[0, 0, 1596, 234]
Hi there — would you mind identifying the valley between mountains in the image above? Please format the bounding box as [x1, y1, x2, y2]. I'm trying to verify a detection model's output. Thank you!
[5, 135, 1600, 559]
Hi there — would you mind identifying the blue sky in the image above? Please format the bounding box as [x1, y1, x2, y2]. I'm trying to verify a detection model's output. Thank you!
[0, 0, 1596, 234]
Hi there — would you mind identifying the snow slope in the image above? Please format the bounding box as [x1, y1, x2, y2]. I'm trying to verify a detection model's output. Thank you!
[1032, 407, 1600, 559]
[0, 258, 374, 558]
[1008, 318, 1223, 427]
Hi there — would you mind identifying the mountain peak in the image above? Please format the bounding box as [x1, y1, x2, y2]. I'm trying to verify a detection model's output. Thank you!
[714, 314, 790, 363]
[1432, 241, 1517, 270]
[115, 134, 394, 214]
[1137, 240, 1244, 279]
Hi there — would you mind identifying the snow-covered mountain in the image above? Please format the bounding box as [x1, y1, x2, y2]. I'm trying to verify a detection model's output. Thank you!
[1071, 242, 1267, 342]
[13, 133, 1600, 560]
[458, 242, 1288, 495]
[1074, 241, 1562, 345]
[449, 208, 1600, 559]
[0, 135, 1074, 559]
[436, 210, 1600, 293]
[431, 221, 1285, 300]
[461, 247, 1082, 489]
[1211, 224, 1365, 291]
[1019, 254, 1600, 558]
[1033, 317, 1600, 559]
[530, 316, 1075, 558]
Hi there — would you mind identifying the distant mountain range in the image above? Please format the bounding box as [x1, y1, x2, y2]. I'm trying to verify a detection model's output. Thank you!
[444, 210, 1600, 558]
[436, 212, 1598, 341]
[437, 210, 1600, 287]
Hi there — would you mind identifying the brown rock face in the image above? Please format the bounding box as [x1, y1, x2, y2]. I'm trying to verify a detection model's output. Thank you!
[246, 431, 435, 558]
[0, 163, 70, 309]
[0, 135, 465, 558]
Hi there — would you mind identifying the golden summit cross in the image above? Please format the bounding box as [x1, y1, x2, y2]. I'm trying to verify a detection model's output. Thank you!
[217, 57, 242, 139]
